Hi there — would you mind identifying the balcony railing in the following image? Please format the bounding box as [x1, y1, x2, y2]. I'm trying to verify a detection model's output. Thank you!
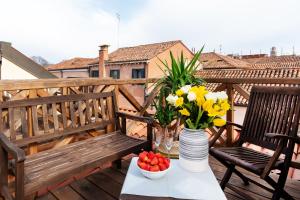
[0, 76, 299, 148]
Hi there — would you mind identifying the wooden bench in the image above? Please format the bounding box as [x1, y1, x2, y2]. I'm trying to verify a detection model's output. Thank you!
[0, 91, 153, 200]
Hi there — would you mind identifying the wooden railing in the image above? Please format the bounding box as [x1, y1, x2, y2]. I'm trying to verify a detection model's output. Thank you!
[0, 77, 299, 147]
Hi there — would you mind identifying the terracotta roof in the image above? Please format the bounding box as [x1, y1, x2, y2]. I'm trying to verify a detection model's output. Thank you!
[242, 55, 300, 69]
[197, 68, 300, 106]
[106, 40, 181, 63]
[201, 52, 250, 69]
[47, 57, 97, 70]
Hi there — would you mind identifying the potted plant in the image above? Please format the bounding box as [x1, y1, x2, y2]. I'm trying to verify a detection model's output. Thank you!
[166, 85, 230, 172]
[152, 49, 205, 156]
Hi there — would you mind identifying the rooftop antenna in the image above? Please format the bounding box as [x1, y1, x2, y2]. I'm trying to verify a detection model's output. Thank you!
[293, 46, 295, 55]
[219, 44, 222, 54]
[281, 47, 283, 55]
[116, 13, 120, 48]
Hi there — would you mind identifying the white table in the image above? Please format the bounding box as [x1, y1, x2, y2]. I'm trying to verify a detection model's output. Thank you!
[120, 157, 227, 200]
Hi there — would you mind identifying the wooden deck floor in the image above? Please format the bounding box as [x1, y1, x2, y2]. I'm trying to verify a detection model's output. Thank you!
[35, 156, 300, 200]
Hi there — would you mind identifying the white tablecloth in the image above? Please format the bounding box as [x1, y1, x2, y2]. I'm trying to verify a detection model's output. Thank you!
[121, 157, 227, 200]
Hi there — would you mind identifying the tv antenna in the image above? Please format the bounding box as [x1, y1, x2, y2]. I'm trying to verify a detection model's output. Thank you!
[116, 13, 120, 48]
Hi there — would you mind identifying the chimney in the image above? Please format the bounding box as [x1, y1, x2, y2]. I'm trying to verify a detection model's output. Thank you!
[270, 46, 277, 57]
[98, 44, 109, 78]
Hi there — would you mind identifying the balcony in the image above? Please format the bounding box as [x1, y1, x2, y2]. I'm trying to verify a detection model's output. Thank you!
[0, 77, 299, 200]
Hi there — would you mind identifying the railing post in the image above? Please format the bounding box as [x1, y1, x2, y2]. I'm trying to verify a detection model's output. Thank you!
[226, 84, 234, 146]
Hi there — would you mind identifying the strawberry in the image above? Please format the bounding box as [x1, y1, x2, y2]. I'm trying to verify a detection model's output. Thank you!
[139, 151, 148, 160]
[158, 163, 167, 171]
[155, 152, 162, 158]
[150, 157, 159, 165]
[150, 165, 160, 172]
[138, 160, 150, 171]
[148, 151, 155, 159]
[164, 158, 170, 168]
[139, 152, 150, 163]
[158, 157, 164, 164]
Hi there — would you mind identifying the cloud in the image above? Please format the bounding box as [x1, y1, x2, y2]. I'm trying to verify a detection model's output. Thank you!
[0, 0, 119, 63]
[0, 0, 299, 63]
[121, 0, 300, 55]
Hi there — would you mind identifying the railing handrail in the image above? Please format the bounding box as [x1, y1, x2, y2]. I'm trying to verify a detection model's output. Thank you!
[0, 77, 299, 91]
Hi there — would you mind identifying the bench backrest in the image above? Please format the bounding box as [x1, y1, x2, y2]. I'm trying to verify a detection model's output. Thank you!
[241, 86, 300, 152]
[0, 91, 118, 147]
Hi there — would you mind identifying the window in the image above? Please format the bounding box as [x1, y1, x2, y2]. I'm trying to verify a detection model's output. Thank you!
[132, 68, 145, 79]
[91, 70, 99, 77]
[110, 69, 120, 79]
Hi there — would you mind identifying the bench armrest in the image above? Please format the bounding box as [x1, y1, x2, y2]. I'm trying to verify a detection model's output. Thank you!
[116, 112, 153, 151]
[209, 121, 243, 148]
[116, 112, 153, 124]
[265, 133, 300, 143]
[0, 133, 26, 162]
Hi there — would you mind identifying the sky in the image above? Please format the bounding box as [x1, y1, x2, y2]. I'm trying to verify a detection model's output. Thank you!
[0, 0, 300, 63]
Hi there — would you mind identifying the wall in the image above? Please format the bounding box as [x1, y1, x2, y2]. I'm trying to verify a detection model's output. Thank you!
[147, 42, 195, 79]
[1, 57, 37, 79]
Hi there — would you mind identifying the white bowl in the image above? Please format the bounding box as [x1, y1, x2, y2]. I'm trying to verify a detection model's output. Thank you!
[137, 161, 170, 179]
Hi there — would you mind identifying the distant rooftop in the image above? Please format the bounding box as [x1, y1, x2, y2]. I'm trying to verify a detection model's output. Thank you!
[200, 52, 251, 69]
[48, 40, 183, 70]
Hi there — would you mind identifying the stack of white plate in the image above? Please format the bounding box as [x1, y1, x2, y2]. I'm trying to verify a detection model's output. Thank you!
[179, 128, 209, 172]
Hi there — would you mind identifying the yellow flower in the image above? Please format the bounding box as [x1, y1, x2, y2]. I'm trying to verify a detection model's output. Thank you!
[196, 96, 205, 106]
[208, 107, 219, 117]
[220, 101, 230, 111]
[176, 89, 184, 96]
[175, 97, 184, 107]
[179, 108, 190, 116]
[213, 118, 226, 127]
[202, 99, 214, 111]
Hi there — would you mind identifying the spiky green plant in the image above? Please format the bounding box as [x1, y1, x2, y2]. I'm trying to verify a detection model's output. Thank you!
[153, 47, 205, 127]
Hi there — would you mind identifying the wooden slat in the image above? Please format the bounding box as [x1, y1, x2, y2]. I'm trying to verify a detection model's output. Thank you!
[93, 99, 99, 122]
[14, 120, 114, 147]
[85, 99, 92, 124]
[20, 107, 28, 138]
[78, 101, 85, 126]
[52, 103, 59, 131]
[42, 104, 49, 133]
[31, 106, 39, 136]
[8, 108, 16, 140]
[100, 98, 106, 120]
[70, 101, 76, 128]
[0, 108, 3, 132]
[61, 102, 67, 128]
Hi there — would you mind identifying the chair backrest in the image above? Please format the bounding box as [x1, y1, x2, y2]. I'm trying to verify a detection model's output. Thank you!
[0, 91, 118, 146]
[241, 86, 300, 152]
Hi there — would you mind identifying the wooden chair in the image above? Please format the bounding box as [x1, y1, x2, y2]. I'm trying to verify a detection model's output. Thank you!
[209, 86, 300, 200]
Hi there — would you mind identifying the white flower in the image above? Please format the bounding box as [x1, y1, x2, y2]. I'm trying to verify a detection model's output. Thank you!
[166, 94, 178, 105]
[205, 91, 228, 102]
[218, 91, 228, 100]
[187, 92, 196, 102]
[180, 85, 191, 94]
[205, 92, 218, 102]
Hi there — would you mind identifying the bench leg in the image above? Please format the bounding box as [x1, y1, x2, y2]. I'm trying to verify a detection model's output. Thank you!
[113, 159, 122, 169]
[15, 162, 25, 200]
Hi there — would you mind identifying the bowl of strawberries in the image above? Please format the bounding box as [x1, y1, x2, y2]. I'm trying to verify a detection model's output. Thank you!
[137, 151, 170, 179]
